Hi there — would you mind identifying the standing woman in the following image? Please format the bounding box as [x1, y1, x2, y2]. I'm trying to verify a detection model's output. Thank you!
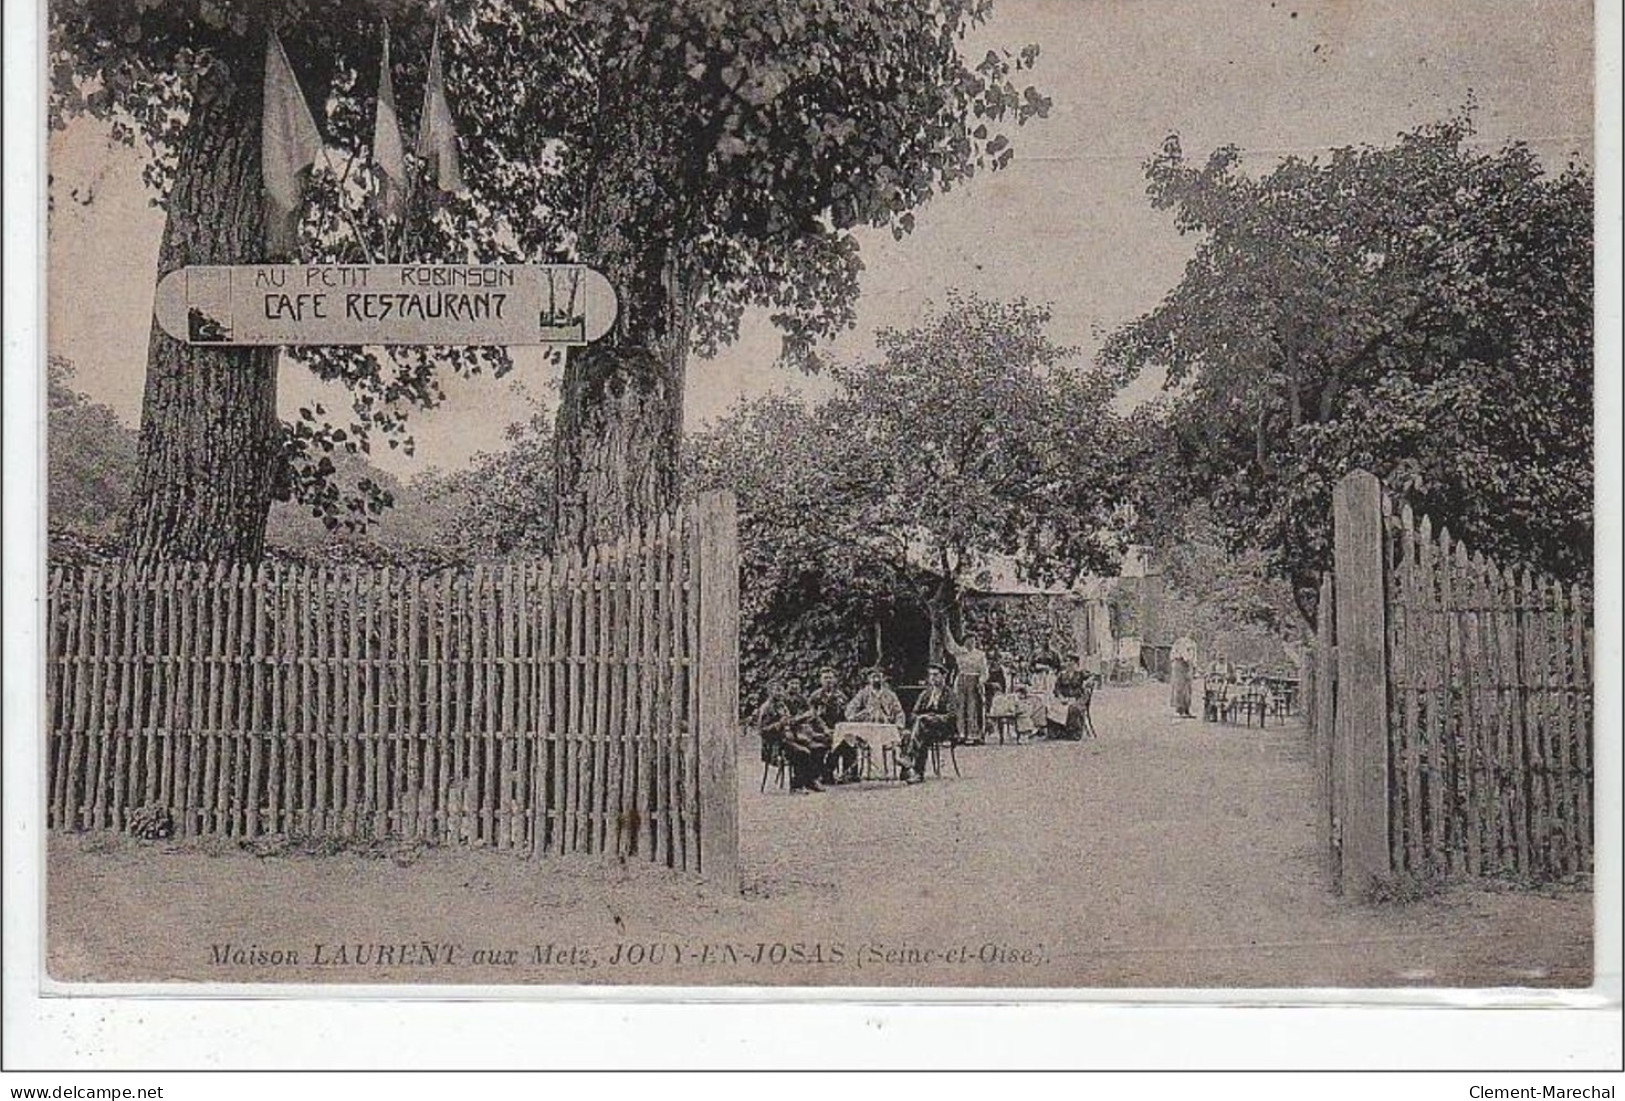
[1170, 635, 1198, 719]
[943, 624, 988, 745]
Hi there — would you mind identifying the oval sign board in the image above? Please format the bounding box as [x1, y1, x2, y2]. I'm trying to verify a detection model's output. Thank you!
[154, 263, 617, 347]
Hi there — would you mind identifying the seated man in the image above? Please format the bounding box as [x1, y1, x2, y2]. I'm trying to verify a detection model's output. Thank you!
[807, 666, 858, 784]
[837, 666, 907, 783]
[900, 663, 957, 783]
[845, 666, 906, 725]
[753, 676, 828, 793]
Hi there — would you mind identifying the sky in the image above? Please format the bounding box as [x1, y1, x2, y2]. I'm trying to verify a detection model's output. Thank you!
[46, 0, 1595, 479]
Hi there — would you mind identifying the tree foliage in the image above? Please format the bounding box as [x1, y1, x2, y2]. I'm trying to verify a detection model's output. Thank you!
[828, 292, 1132, 648]
[1153, 504, 1304, 667]
[412, 410, 558, 560]
[486, 0, 1056, 356]
[1103, 113, 1594, 618]
[690, 292, 1134, 694]
[961, 596, 1076, 668]
[687, 392, 925, 707]
[47, 356, 140, 537]
[44, 359, 460, 567]
[49, 0, 1054, 554]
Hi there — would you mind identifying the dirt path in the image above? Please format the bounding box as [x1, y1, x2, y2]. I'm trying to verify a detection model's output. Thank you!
[48, 684, 1591, 988]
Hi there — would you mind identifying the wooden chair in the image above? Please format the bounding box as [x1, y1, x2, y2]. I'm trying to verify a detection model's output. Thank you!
[1205, 681, 1240, 725]
[883, 729, 959, 779]
[990, 713, 1020, 745]
[1254, 682, 1278, 726]
[1076, 681, 1098, 739]
[759, 739, 788, 792]
[1239, 685, 1257, 725]
[1268, 687, 1289, 724]
[854, 740, 875, 781]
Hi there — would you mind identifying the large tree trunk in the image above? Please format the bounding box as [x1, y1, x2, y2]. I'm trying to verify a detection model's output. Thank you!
[1292, 571, 1321, 635]
[551, 289, 688, 552]
[925, 575, 963, 669]
[552, 110, 691, 553]
[124, 51, 284, 565]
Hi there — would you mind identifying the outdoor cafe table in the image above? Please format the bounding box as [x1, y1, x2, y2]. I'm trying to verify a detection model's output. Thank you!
[1042, 695, 1070, 726]
[1259, 675, 1301, 715]
[833, 721, 904, 780]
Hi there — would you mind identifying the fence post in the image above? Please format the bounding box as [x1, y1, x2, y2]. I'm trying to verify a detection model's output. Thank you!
[693, 491, 741, 893]
[1332, 470, 1391, 894]
[1314, 572, 1337, 882]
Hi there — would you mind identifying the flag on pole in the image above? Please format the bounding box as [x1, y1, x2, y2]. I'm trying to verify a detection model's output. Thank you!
[416, 26, 463, 193]
[372, 24, 408, 221]
[261, 30, 324, 257]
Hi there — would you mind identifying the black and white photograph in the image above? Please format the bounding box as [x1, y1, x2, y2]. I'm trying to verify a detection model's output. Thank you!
[33, 0, 1602, 996]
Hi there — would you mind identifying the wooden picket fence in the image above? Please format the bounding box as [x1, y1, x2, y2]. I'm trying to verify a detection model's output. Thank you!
[1308, 471, 1592, 892]
[44, 493, 741, 885]
[1382, 494, 1593, 882]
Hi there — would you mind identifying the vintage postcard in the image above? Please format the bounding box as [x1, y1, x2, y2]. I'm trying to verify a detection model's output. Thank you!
[38, 0, 1600, 993]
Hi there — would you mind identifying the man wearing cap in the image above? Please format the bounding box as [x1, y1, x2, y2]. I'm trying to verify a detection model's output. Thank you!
[807, 666, 858, 784]
[901, 663, 957, 782]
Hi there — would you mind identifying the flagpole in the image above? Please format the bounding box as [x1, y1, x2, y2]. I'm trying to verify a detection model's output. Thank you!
[405, 16, 466, 262]
[330, 148, 374, 265]
[397, 151, 423, 263]
[395, 158, 420, 263]
[389, 19, 433, 265]
[320, 145, 378, 265]
[383, 13, 462, 265]
[263, 29, 376, 265]
[402, 20, 443, 265]
[375, 18, 411, 264]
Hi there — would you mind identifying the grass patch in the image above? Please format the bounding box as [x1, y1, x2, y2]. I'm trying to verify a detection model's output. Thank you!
[240, 833, 436, 866]
[78, 832, 127, 856]
[1363, 871, 1444, 905]
[1365, 866, 1594, 904]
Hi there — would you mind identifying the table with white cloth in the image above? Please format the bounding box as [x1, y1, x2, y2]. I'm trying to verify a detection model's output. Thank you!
[832, 721, 904, 780]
